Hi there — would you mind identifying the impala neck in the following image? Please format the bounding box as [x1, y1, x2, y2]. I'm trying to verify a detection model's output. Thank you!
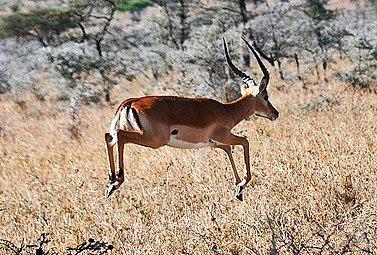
[226, 94, 256, 126]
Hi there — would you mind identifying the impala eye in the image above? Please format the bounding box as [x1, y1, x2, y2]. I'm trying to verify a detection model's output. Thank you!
[264, 96, 269, 101]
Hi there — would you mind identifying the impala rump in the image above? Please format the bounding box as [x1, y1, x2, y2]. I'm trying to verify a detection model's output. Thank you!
[108, 103, 143, 146]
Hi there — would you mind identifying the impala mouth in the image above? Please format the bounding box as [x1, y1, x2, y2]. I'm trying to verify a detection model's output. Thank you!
[254, 112, 268, 119]
[254, 112, 278, 121]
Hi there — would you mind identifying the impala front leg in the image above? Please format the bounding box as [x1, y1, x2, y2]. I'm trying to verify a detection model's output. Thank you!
[216, 144, 241, 185]
[235, 136, 251, 201]
[213, 131, 253, 201]
[222, 134, 252, 201]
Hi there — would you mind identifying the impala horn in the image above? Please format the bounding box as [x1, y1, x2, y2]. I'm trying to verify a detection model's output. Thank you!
[223, 37, 257, 88]
[240, 35, 269, 78]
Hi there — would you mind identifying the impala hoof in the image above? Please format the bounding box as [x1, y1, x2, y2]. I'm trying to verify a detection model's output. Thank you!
[235, 184, 245, 201]
[105, 182, 119, 198]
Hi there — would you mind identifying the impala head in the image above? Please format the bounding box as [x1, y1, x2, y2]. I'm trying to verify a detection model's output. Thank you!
[251, 84, 279, 121]
[223, 36, 279, 121]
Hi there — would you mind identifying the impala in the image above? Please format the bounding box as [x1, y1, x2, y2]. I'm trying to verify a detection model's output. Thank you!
[104, 35, 279, 201]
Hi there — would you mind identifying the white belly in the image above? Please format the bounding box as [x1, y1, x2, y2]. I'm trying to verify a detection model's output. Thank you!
[167, 137, 214, 149]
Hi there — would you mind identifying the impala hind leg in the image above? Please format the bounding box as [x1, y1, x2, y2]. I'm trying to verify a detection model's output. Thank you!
[105, 137, 126, 198]
[105, 129, 167, 197]
[105, 133, 122, 197]
[105, 133, 116, 182]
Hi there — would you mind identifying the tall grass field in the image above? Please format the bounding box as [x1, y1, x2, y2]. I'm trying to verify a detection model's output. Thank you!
[1, 77, 376, 254]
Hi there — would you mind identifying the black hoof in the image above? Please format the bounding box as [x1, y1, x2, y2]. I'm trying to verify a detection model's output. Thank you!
[105, 182, 118, 198]
[236, 192, 243, 201]
[235, 184, 245, 202]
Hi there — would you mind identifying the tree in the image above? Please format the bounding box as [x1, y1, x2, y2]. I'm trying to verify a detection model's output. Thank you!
[152, 0, 243, 100]
[0, 7, 77, 46]
[335, 7, 377, 90]
[153, 0, 196, 51]
[0, 0, 122, 137]
[250, 2, 307, 80]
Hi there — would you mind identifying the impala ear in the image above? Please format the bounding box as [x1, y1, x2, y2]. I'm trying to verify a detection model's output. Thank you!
[241, 84, 248, 96]
[241, 83, 259, 97]
[258, 76, 269, 93]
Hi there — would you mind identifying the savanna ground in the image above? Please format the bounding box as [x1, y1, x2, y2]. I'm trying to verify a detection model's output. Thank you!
[0, 71, 376, 254]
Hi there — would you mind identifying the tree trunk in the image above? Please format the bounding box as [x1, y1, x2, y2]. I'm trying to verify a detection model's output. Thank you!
[179, 0, 188, 50]
[239, 0, 250, 66]
[277, 59, 284, 80]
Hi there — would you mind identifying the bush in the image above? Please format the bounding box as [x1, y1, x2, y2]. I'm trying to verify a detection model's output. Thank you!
[10, 2, 21, 13]
[116, 0, 153, 12]
[0, 70, 11, 94]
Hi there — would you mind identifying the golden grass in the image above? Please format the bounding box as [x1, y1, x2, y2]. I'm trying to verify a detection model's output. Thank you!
[0, 80, 376, 254]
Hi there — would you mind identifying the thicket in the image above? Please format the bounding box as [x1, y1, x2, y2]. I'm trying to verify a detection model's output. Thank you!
[0, 0, 376, 122]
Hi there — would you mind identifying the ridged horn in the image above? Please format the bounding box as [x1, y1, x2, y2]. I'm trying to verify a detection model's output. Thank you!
[240, 35, 269, 77]
[223, 37, 257, 87]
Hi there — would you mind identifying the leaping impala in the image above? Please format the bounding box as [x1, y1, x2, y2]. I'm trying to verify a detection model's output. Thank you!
[104, 35, 279, 201]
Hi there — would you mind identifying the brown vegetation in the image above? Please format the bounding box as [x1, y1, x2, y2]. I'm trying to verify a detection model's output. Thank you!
[1, 76, 376, 254]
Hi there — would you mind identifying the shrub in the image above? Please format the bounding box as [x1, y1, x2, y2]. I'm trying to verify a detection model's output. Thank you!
[116, 0, 153, 12]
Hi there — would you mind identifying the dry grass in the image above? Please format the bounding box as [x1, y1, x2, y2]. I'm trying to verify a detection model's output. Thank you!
[0, 79, 376, 254]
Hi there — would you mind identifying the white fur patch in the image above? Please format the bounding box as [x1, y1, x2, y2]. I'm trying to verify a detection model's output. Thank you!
[251, 86, 260, 97]
[128, 108, 142, 133]
[167, 137, 214, 149]
[209, 139, 225, 146]
[119, 106, 142, 132]
[109, 118, 118, 145]
[244, 79, 257, 87]
[119, 106, 129, 128]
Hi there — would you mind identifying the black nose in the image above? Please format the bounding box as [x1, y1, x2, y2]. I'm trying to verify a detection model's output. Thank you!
[272, 112, 279, 121]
